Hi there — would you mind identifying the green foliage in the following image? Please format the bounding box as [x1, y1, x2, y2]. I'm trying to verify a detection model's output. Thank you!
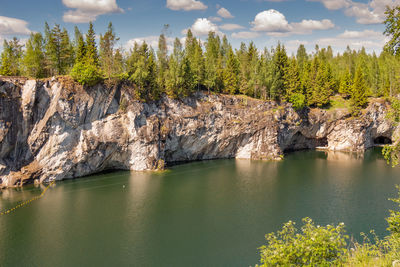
[70, 62, 102, 86]
[258, 217, 348, 266]
[0, 14, 399, 104]
[23, 33, 46, 78]
[100, 22, 119, 78]
[256, 186, 400, 266]
[384, 6, 400, 55]
[387, 97, 400, 123]
[387, 185, 400, 234]
[289, 93, 306, 110]
[0, 38, 22, 76]
[350, 66, 368, 115]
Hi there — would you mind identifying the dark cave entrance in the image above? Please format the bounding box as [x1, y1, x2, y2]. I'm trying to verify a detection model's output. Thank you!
[373, 136, 392, 145]
[283, 132, 328, 153]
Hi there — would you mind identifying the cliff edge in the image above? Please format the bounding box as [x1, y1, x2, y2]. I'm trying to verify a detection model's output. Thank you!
[0, 77, 396, 187]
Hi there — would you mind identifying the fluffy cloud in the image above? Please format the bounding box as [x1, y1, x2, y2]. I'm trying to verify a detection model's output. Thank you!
[217, 7, 234, 19]
[166, 0, 207, 11]
[219, 23, 244, 31]
[251, 9, 334, 35]
[62, 0, 123, 23]
[251, 9, 290, 32]
[231, 31, 261, 39]
[291, 19, 335, 33]
[187, 18, 219, 36]
[309, 0, 400, 24]
[0, 16, 31, 35]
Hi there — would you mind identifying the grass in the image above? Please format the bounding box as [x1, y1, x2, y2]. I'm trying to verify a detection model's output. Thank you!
[327, 95, 351, 111]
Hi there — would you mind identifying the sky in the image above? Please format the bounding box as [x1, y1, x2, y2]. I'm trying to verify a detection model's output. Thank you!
[0, 0, 399, 54]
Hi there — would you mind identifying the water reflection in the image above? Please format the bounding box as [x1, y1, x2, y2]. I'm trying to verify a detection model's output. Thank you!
[0, 148, 400, 266]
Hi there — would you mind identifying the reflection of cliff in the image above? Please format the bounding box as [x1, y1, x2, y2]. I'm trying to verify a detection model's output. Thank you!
[0, 77, 397, 188]
[325, 151, 364, 163]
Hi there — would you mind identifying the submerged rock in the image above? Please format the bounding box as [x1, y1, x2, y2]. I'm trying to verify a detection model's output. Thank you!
[0, 77, 396, 187]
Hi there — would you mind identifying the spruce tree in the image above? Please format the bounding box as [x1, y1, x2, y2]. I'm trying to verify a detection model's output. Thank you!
[339, 71, 352, 98]
[223, 48, 239, 94]
[23, 33, 46, 78]
[0, 40, 13, 76]
[270, 43, 288, 101]
[157, 33, 168, 90]
[350, 66, 368, 115]
[100, 22, 118, 78]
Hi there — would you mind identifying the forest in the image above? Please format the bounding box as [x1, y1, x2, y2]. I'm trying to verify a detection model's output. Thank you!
[1, 8, 400, 115]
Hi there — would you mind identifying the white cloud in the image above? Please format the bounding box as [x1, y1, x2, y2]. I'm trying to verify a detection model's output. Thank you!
[219, 23, 245, 31]
[251, 9, 291, 32]
[291, 19, 335, 34]
[0, 16, 31, 35]
[217, 7, 234, 19]
[251, 9, 334, 35]
[188, 18, 219, 36]
[231, 31, 261, 39]
[62, 0, 123, 23]
[166, 0, 207, 11]
[309, 0, 400, 24]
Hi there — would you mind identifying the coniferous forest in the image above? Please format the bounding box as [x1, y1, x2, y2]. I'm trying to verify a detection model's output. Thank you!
[1, 8, 400, 115]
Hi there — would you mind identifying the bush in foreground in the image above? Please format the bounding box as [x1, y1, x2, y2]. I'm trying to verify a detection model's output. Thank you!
[256, 186, 400, 266]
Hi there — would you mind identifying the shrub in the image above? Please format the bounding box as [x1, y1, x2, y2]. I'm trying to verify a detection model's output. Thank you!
[70, 62, 103, 86]
[257, 218, 348, 266]
[289, 93, 306, 111]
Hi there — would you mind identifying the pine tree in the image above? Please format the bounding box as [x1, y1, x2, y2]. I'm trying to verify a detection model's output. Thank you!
[0, 38, 22, 76]
[157, 33, 168, 90]
[350, 66, 368, 115]
[100, 22, 119, 78]
[85, 22, 99, 66]
[74, 27, 85, 63]
[60, 28, 74, 74]
[191, 39, 205, 91]
[23, 33, 46, 78]
[270, 43, 288, 101]
[70, 22, 102, 86]
[223, 48, 239, 94]
[339, 71, 352, 98]
[0, 40, 12, 76]
[204, 32, 220, 93]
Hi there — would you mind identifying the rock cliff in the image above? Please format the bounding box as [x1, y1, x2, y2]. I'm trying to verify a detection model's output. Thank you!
[0, 77, 396, 188]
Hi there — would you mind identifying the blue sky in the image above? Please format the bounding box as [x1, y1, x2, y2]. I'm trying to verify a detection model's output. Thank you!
[0, 0, 398, 54]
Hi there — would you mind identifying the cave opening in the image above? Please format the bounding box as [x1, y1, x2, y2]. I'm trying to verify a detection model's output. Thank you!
[373, 136, 392, 145]
[283, 132, 328, 153]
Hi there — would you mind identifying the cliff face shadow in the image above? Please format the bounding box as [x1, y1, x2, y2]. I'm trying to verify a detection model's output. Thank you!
[282, 131, 328, 153]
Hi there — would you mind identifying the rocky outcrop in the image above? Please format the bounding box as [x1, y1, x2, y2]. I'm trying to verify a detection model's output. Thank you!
[0, 77, 397, 188]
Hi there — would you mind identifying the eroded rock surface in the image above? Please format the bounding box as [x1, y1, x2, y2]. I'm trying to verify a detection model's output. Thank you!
[0, 77, 396, 187]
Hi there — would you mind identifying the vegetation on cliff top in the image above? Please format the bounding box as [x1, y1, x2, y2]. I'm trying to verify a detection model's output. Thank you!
[1, 9, 400, 112]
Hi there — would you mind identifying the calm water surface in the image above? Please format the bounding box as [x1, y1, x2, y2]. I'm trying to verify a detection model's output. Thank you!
[1, 148, 400, 266]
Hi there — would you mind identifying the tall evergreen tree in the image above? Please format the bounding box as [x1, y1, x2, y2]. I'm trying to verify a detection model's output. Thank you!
[100, 22, 119, 78]
[350, 66, 368, 114]
[23, 33, 46, 78]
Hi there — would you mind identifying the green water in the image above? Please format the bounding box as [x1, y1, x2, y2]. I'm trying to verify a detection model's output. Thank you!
[1, 148, 400, 266]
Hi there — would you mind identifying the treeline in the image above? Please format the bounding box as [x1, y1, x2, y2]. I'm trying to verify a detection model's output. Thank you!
[1, 21, 399, 112]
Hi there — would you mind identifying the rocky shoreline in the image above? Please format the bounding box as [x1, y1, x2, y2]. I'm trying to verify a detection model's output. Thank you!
[0, 77, 397, 188]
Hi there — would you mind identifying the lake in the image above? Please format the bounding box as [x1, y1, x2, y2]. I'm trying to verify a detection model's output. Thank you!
[1, 148, 400, 266]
